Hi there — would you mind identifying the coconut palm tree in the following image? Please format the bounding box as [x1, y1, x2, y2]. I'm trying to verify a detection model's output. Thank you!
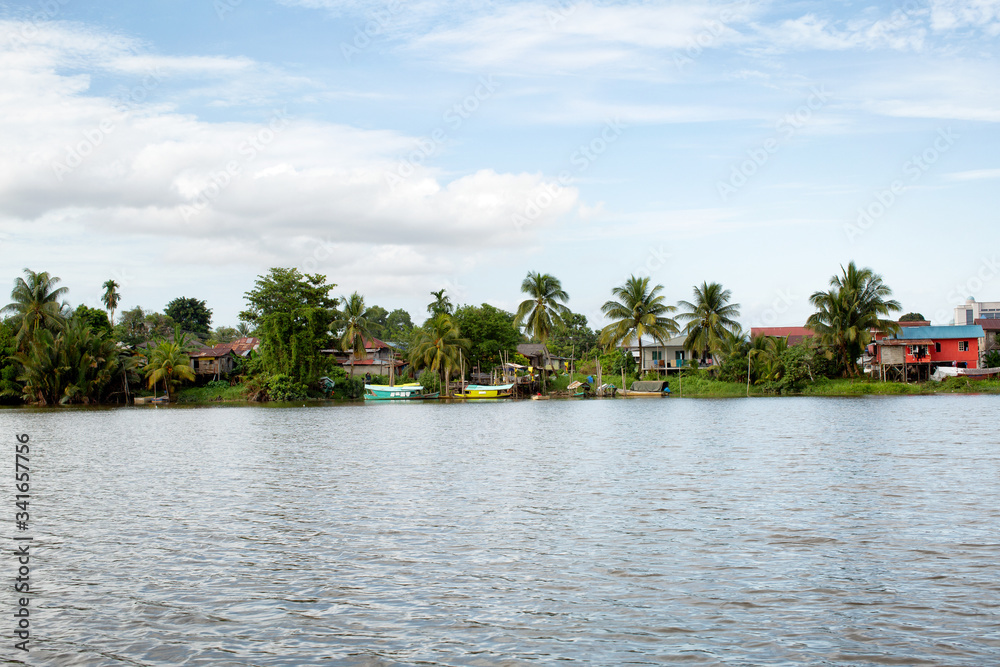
[515, 272, 571, 342]
[1, 269, 69, 351]
[235, 322, 253, 338]
[335, 292, 376, 363]
[807, 262, 900, 375]
[408, 315, 469, 396]
[677, 281, 741, 365]
[427, 289, 453, 317]
[101, 279, 121, 326]
[143, 337, 196, 401]
[598, 275, 679, 374]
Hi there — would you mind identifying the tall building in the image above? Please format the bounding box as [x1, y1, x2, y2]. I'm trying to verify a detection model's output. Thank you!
[954, 299, 1000, 325]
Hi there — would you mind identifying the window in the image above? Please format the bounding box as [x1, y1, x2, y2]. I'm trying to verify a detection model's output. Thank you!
[935, 343, 941, 353]
[651, 350, 662, 361]
[959, 341, 969, 352]
[967, 309, 974, 325]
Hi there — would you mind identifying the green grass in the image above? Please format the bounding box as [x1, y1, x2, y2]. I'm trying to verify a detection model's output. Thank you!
[176, 383, 250, 403]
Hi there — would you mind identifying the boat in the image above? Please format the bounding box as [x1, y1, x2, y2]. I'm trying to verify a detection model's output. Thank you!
[531, 393, 550, 400]
[568, 380, 591, 398]
[453, 383, 515, 399]
[619, 380, 671, 397]
[364, 383, 440, 400]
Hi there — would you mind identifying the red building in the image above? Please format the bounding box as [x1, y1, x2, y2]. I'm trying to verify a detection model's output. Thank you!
[750, 326, 814, 345]
[875, 325, 984, 381]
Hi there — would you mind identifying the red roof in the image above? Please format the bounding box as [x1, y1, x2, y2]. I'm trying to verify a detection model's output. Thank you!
[976, 319, 1000, 331]
[362, 336, 391, 349]
[189, 337, 259, 358]
[751, 327, 814, 344]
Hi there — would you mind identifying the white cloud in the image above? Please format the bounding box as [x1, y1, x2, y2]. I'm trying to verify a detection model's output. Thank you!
[0, 20, 577, 287]
[930, 0, 1000, 35]
[945, 168, 1000, 180]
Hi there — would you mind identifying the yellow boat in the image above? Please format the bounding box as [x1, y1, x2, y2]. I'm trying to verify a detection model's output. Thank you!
[453, 383, 515, 399]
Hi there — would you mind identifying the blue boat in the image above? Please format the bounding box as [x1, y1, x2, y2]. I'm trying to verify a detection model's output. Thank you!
[364, 383, 440, 400]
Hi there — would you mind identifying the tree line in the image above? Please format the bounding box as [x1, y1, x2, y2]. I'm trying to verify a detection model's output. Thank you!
[0, 261, 902, 404]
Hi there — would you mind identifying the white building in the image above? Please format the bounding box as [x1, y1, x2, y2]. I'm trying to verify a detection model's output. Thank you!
[954, 299, 1000, 325]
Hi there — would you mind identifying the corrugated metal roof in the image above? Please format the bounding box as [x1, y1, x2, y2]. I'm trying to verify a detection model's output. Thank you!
[975, 319, 1000, 331]
[750, 326, 814, 338]
[893, 325, 984, 340]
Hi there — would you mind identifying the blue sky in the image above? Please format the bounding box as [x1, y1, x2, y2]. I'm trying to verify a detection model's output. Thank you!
[1, 0, 998, 330]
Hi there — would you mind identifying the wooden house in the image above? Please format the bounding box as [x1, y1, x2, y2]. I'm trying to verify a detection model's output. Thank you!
[874, 325, 984, 381]
[324, 337, 405, 378]
[189, 337, 260, 379]
[516, 344, 568, 373]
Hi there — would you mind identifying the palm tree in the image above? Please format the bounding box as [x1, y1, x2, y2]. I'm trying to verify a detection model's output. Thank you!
[102, 279, 121, 326]
[427, 289, 453, 317]
[335, 292, 376, 363]
[1, 269, 69, 351]
[16, 316, 136, 405]
[408, 315, 469, 396]
[677, 281, 741, 365]
[143, 338, 196, 401]
[807, 262, 900, 375]
[235, 322, 253, 338]
[598, 275, 679, 375]
[515, 272, 571, 391]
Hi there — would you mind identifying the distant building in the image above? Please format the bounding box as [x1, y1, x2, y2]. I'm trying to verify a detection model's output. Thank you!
[750, 326, 814, 345]
[976, 319, 1000, 363]
[189, 337, 260, 379]
[875, 325, 984, 381]
[624, 335, 704, 373]
[954, 299, 1000, 325]
[324, 337, 404, 378]
[517, 344, 568, 372]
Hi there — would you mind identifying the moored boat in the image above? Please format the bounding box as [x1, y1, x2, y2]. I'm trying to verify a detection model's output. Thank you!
[619, 380, 671, 397]
[453, 383, 515, 399]
[364, 383, 440, 400]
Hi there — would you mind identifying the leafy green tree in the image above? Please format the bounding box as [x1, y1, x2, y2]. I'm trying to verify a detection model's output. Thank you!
[364, 305, 389, 334]
[598, 276, 678, 373]
[102, 279, 120, 326]
[427, 289, 453, 317]
[453, 303, 521, 374]
[547, 312, 599, 360]
[899, 312, 926, 322]
[514, 272, 570, 343]
[335, 292, 377, 361]
[807, 262, 900, 376]
[0, 319, 21, 403]
[1, 269, 69, 352]
[144, 312, 177, 339]
[385, 308, 414, 341]
[164, 297, 213, 335]
[242, 268, 338, 385]
[143, 327, 196, 400]
[677, 281, 741, 363]
[408, 315, 469, 397]
[114, 306, 148, 348]
[73, 304, 113, 339]
[241, 268, 338, 326]
[15, 316, 136, 405]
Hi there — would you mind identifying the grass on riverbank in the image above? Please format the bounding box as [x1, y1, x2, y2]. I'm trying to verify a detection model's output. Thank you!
[176, 382, 249, 403]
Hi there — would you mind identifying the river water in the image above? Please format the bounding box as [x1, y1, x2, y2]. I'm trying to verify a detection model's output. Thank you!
[2, 396, 998, 666]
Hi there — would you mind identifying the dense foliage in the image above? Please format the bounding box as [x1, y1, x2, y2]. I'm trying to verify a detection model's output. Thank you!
[453, 303, 521, 373]
[164, 297, 213, 335]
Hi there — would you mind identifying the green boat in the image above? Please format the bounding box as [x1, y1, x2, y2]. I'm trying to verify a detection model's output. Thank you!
[364, 383, 440, 400]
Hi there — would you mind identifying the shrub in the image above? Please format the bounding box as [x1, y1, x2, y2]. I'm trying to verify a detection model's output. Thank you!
[267, 374, 309, 402]
[418, 369, 441, 393]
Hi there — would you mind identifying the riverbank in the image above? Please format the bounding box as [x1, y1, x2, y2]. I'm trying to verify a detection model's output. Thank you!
[164, 374, 1000, 405]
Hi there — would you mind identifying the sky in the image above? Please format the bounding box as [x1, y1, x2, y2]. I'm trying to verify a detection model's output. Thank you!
[1, 0, 998, 331]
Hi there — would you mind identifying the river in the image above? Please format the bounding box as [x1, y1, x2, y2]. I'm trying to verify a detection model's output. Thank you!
[2, 396, 998, 665]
